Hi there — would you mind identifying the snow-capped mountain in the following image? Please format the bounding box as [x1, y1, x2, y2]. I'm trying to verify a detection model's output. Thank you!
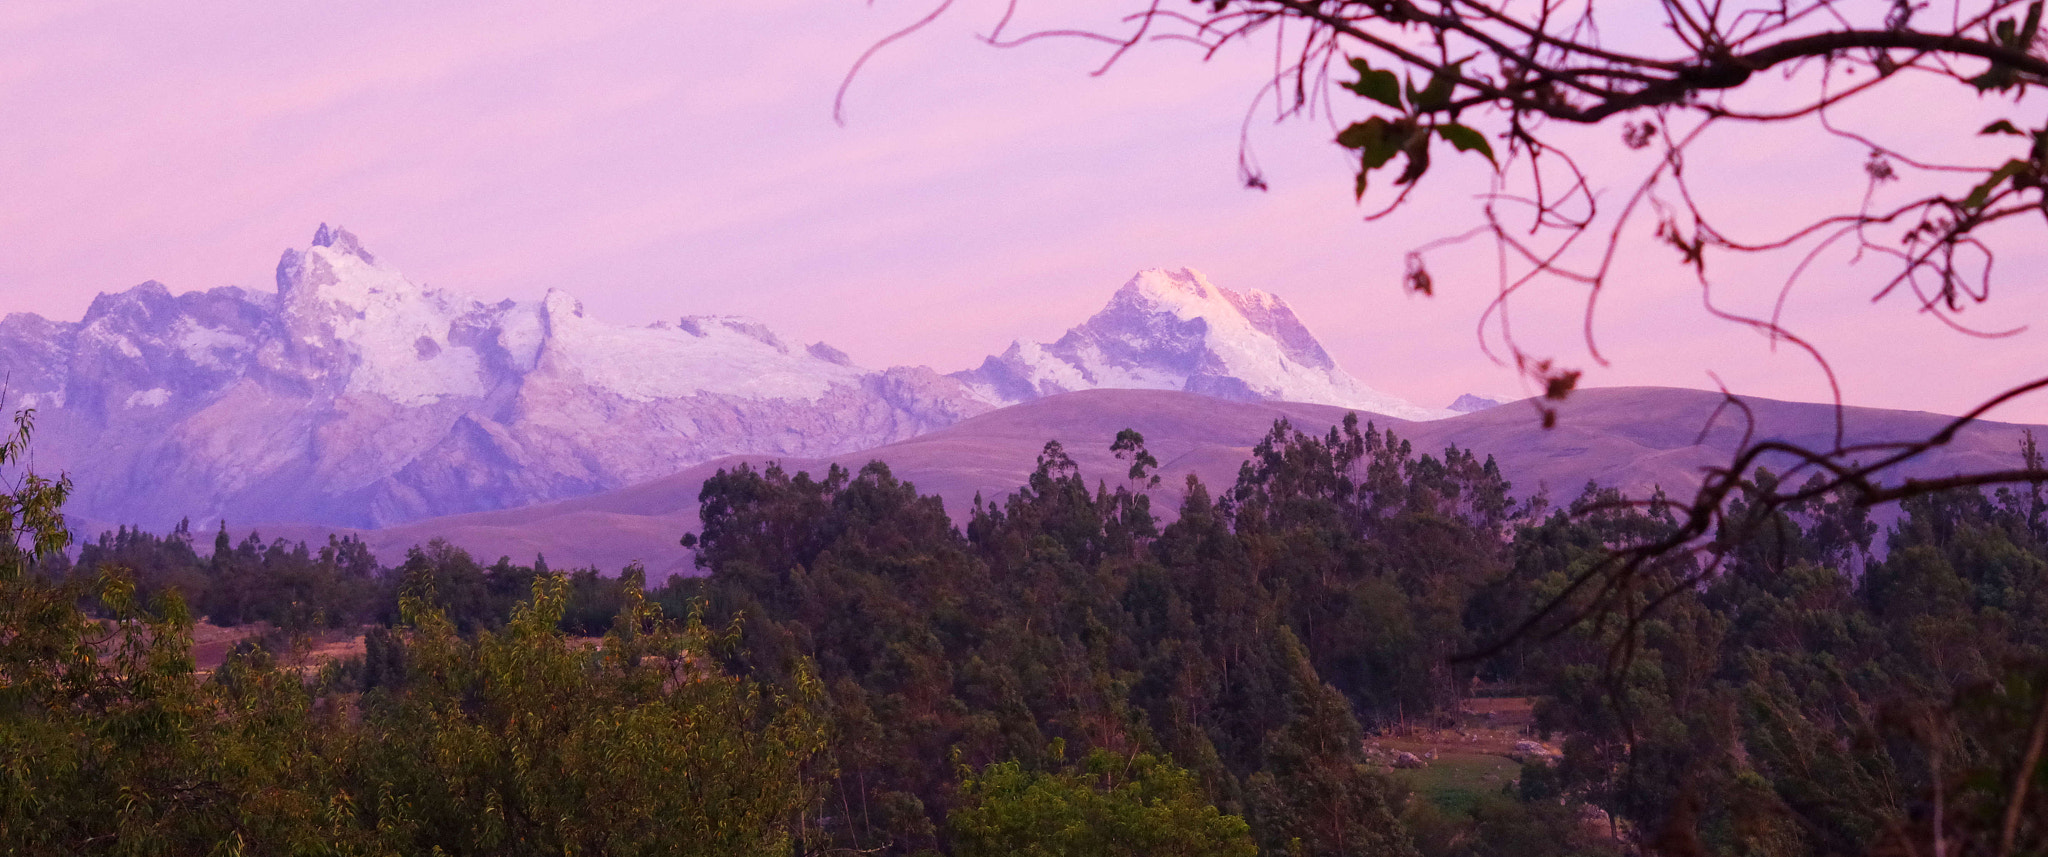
[0, 231, 1444, 531]
[4, 226, 987, 530]
[954, 268, 1448, 421]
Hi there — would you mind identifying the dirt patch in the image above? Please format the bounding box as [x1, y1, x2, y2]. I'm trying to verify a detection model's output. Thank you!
[1370, 701, 1544, 759]
[285, 630, 369, 676]
[1455, 695, 1535, 728]
[184, 623, 369, 676]
[189, 621, 262, 672]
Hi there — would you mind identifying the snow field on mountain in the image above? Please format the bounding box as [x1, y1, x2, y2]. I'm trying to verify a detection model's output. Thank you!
[537, 292, 867, 403]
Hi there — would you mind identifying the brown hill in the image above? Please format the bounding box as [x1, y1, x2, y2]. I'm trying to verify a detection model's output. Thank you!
[256, 387, 2045, 580]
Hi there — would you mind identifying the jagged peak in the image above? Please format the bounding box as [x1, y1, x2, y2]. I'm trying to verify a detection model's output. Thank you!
[1085, 267, 1334, 371]
[309, 223, 375, 264]
[541, 288, 585, 319]
[82, 280, 175, 325]
[676, 315, 788, 353]
[1235, 287, 1286, 311]
[276, 225, 418, 309]
[1112, 267, 1292, 316]
[955, 266, 1444, 418]
[1117, 267, 1221, 309]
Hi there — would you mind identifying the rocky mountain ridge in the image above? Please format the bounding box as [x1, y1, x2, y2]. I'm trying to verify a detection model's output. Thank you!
[4, 226, 1435, 530]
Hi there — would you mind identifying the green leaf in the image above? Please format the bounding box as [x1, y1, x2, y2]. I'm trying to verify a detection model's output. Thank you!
[1962, 159, 2030, 208]
[1436, 123, 1496, 166]
[1345, 119, 1413, 200]
[1336, 117, 1387, 150]
[1343, 58, 1403, 110]
[1362, 122, 1407, 170]
[1408, 62, 1462, 111]
[1982, 119, 2026, 136]
[1959, 176, 1991, 209]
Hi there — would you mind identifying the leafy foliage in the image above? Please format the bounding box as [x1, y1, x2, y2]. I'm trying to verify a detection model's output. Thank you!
[0, 406, 827, 855]
[950, 747, 1257, 857]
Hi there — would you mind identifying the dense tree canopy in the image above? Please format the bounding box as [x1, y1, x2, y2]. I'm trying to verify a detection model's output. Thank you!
[8, 400, 2048, 853]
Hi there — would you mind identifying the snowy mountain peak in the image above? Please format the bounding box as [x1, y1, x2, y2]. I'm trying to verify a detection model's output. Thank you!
[1123, 266, 1219, 305]
[309, 222, 374, 263]
[955, 268, 1448, 421]
[277, 225, 419, 312]
[1104, 268, 1337, 373]
[541, 288, 584, 319]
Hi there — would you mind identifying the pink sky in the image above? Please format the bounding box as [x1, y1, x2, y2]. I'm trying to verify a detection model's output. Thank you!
[3, 1, 2045, 423]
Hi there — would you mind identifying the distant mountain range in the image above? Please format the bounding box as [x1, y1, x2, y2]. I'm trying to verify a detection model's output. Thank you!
[1, 225, 1446, 530]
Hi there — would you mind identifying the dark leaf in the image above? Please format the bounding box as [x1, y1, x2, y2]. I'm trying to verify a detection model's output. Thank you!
[1544, 370, 1581, 401]
[1361, 121, 1408, 170]
[1408, 62, 1461, 111]
[1404, 255, 1433, 296]
[1344, 118, 1403, 201]
[1436, 123, 1496, 166]
[1336, 117, 1388, 150]
[1394, 130, 1431, 185]
[1962, 159, 2030, 208]
[1344, 58, 1403, 110]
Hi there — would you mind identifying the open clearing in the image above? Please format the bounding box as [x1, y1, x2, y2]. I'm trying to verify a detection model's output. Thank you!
[1366, 697, 1549, 815]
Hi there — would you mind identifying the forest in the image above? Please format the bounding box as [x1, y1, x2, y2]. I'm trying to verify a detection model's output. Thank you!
[4, 413, 2046, 855]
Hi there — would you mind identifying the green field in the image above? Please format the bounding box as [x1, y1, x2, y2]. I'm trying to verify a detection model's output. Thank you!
[1393, 753, 1523, 816]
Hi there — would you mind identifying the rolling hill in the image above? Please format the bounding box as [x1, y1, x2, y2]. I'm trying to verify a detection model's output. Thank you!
[256, 386, 2046, 579]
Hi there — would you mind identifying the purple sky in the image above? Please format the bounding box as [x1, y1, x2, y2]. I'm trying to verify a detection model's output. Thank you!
[4, 1, 2045, 422]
